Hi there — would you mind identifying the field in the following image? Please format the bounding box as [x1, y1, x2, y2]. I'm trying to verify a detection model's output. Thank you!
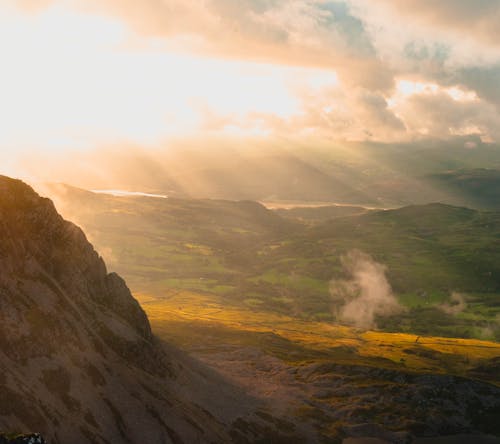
[137, 290, 500, 385]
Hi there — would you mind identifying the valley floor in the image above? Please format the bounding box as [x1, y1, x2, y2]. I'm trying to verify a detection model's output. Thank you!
[136, 290, 500, 443]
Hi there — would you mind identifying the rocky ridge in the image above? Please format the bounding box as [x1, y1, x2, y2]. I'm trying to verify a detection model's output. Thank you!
[0, 176, 258, 443]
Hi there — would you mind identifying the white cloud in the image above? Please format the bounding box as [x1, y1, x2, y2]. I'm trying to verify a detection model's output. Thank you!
[330, 250, 404, 329]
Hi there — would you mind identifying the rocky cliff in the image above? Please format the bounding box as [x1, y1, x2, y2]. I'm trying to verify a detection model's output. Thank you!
[0, 176, 248, 443]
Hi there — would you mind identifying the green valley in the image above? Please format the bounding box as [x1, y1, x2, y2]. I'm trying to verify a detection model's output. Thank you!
[48, 185, 500, 342]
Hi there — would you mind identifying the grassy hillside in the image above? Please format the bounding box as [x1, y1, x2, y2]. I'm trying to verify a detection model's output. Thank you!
[312, 202, 500, 292]
[269, 203, 500, 338]
[47, 185, 500, 341]
[427, 168, 500, 210]
[273, 204, 370, 223]
[137, 290, 500, 384]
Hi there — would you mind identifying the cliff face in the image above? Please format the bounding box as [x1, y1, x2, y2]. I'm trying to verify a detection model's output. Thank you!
[0, 176, 239, 443]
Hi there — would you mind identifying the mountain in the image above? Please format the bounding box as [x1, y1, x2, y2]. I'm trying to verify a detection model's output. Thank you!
[174, 152, 375, 203]
[427, 168, 500, 210]
[0, 176, 283, 443]
[273, 203, 369, 223]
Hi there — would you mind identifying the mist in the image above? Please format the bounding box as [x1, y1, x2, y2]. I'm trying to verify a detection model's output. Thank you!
[330, 250, 403, 329]
[438, 292, 467, 316]
[33, 182, 118, 266]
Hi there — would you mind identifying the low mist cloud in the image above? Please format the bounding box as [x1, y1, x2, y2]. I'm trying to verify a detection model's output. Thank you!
[34, 182, 119, 269]
[438, 292, 467, 315]
[330, 250, 403, 329]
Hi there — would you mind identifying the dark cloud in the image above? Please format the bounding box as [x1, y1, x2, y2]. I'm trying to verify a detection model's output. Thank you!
[455, 65, 500, 110]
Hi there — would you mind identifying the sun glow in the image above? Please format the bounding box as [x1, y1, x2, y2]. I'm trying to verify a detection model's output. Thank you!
[0, 3, 339, 156]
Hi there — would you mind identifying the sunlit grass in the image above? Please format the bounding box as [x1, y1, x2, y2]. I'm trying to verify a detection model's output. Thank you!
[136, 290, 500, 382]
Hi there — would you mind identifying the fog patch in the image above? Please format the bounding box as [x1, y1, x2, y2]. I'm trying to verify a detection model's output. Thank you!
[439, 292, 467, 315]
[33, 182, 108, 257]
[330, 250, 403, 329]
[33, 182, 91, 232]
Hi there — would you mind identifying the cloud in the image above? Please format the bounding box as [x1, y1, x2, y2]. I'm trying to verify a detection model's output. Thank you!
[438, 292, 467, 316]
[288, 86, 406, 141]
[455, 65, 500, 110]
[24, 0, 394, 90]
[396, 90, 500, 142]
[2, 0, 500, 146]
[78, 1, 500, 142]
[329, 250, 403, 329]
[360, 0, 500, 47]
[347, 0, 500, 129]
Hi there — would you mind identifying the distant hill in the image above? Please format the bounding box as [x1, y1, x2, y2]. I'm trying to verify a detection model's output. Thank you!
[427, 168, 500, 209]
[273, 204, 369, 222]
[314, 202, 500, 291]
[179, 153, 377, 203]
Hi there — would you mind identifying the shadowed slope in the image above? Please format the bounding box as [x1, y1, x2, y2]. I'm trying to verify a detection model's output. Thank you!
[0, 176, 269, 444]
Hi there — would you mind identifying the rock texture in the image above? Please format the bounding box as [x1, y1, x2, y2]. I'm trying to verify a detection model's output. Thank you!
[199, 347, 500, 443]
[0, 434, 45, 444]
[0, 176, 249, 443]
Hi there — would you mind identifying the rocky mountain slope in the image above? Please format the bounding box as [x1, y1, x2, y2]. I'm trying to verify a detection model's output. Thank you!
[0, 175, 269, 443]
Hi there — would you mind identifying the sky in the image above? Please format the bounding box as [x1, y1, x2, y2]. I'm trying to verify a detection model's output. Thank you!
[1, 0, 500, 179]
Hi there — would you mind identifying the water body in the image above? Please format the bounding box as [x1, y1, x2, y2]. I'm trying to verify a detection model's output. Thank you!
[261, 201, 346, 210]
[92, 190, 168, 199]
[260, 200, 392, 210]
